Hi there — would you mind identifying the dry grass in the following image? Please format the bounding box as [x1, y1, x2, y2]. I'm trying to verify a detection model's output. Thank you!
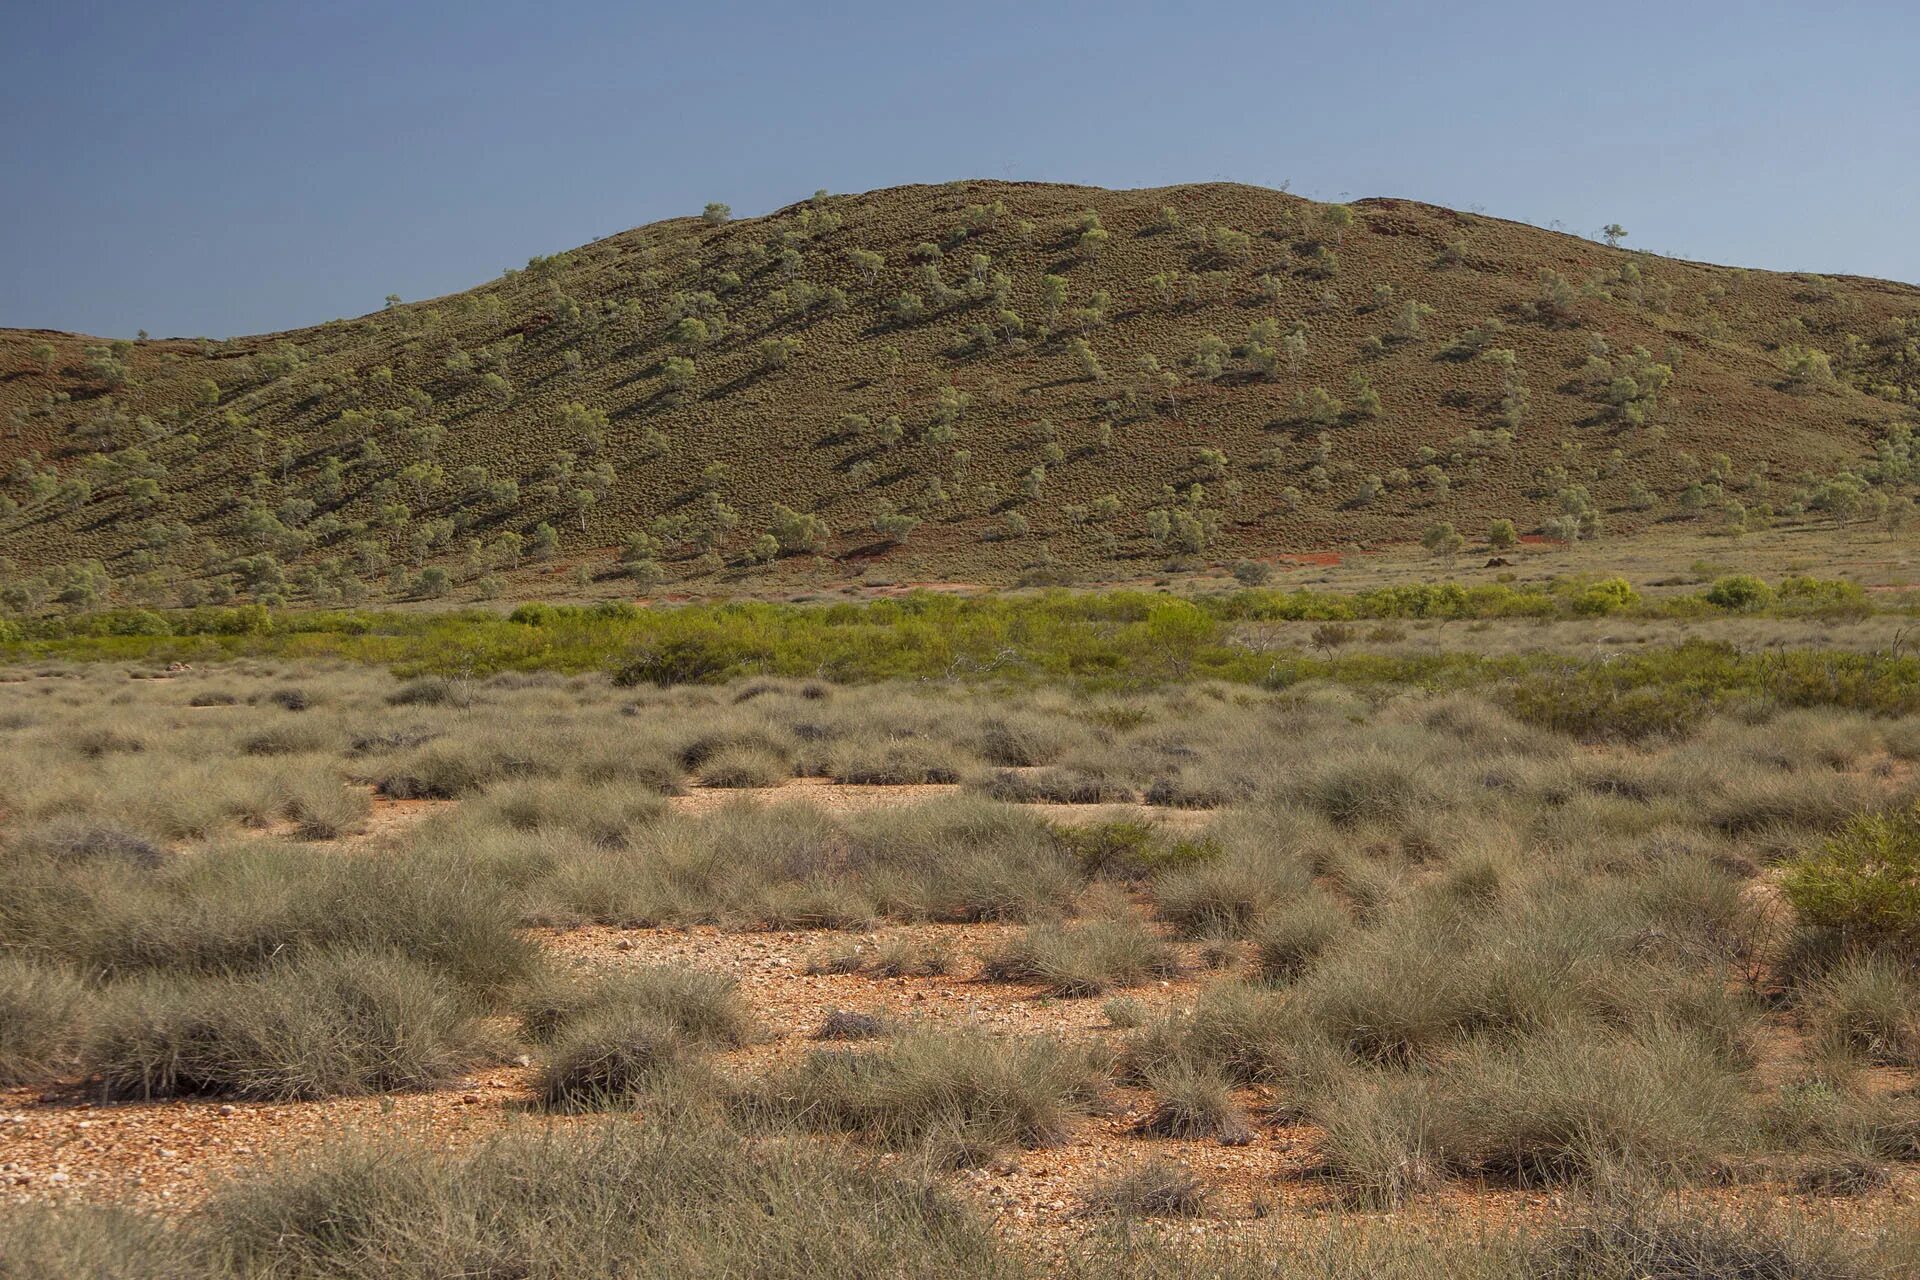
[1, 658, 1918, 1263]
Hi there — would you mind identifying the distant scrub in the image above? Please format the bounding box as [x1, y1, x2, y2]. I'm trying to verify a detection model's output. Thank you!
[6, 586, 1917, 716]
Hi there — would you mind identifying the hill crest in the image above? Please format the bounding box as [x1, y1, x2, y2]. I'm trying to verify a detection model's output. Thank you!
[2, 179, 1915, 608]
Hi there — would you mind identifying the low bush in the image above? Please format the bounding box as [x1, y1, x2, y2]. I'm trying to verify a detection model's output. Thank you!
[1783, 803, 1920, 947]
[1504, 674, 1705, 742]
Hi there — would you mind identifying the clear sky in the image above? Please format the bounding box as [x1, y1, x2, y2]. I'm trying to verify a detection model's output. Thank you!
[4, 0, 1915, 339]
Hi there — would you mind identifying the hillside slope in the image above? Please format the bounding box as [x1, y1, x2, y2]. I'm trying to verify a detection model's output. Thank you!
[2, 180, 1916, 607]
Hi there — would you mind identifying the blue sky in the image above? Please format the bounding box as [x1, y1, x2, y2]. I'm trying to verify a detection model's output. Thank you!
[3, 0, 1915, 338]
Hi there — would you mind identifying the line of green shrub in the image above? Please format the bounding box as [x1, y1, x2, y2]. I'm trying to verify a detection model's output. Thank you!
[4, 587, 1917, 716]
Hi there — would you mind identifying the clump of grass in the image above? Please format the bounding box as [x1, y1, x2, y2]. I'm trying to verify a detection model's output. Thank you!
[1103, 996, 1146, 1028]
[537, 1008, 693, 1109]
[68, 725, 146, 757]
[464, 778, 667, 848]
[517, 964, 757, 1049]
[1310, 1070, 1441, 1208]
[198, 1120, 1010, 1278]
[388, 676, 469, 707]
[1424, 1021, 1754, 1185]
[0, 957, 90, 1085]
[869, 936, 953, 977]
[84, 949, 494, 1101]
[981, 916, 1178, 996]
[1705, 773, 1877, 841]
[1135, 1062, 1253, 1144]
[241, 722, 334, 756]
[1804, 955, 1918, 1068]
[830, 739, 963, 785]
[982, 768, 1131, 804]
[280, 778, 371, 840]
[803, 942, 867, 975]
[14, 819, 167, 869]
[974, 714, 1079, 768]
[746, 1032, 1108, 1165]
[814, 1009, 887, 1040]
[1076, 1160, 1209, 1218]
[1123, 981, 1297, 1086]
[372, 741, 547, 798]
[1533, 1190, 1886, 1280]
[1287, 750, 1436, 829]
[1762, 1076, 1920, 1166]
[4, 841, 537, 995]
[1251, 891, 1350, 982]
[696, 744, 791, 788]
[1154, 839, 1315, 938]
[848, 798, 1080, 922]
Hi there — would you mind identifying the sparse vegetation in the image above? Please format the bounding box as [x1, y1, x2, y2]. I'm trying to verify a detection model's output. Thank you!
[4, 182, 1915, 604]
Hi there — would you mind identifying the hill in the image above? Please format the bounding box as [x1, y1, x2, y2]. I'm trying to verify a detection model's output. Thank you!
[1, 180, 1916, 609]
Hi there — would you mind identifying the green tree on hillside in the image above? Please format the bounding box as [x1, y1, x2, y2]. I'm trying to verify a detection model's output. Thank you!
[1421, 521, 1465, 563]
[770, 504, 828, 554]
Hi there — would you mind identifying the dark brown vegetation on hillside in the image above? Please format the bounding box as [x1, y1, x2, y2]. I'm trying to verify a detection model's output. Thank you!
[2, 181, 1916, 608]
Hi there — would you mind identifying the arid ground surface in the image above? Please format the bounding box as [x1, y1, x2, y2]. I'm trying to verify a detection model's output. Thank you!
[3, 624, 1919, 1276]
